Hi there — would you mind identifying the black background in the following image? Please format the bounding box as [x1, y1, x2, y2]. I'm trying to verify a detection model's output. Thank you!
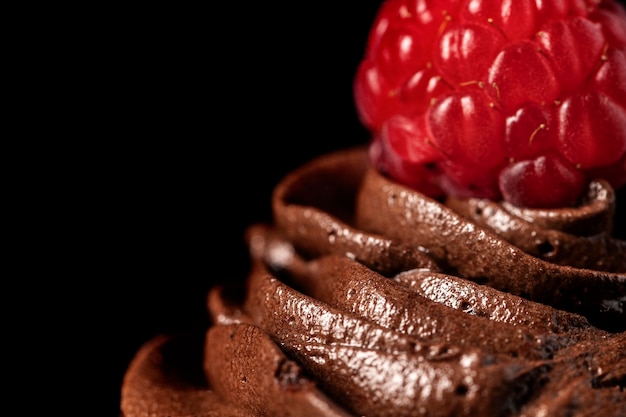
[64, 1, 625, 415]
[89, 2, 382, 415]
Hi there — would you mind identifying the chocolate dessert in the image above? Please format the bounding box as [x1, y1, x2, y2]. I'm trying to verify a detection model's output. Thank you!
[120, 147, 625, 416]
[121, 1, 626, 416]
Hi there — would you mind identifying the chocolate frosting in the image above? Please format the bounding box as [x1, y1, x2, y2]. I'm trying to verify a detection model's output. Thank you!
[121, 147, 625, 417]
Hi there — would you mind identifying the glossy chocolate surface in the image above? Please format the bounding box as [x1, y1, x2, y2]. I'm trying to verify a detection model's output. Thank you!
[121, 147, 625, 416]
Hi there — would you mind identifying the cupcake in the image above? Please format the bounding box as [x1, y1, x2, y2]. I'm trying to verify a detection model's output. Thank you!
[120, 1, 626, 416]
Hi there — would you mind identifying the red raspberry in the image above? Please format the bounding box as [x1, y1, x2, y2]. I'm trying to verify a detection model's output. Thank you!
[354, 0, 626, 207]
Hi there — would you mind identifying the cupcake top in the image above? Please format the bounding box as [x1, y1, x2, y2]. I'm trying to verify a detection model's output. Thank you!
[120, 2, 626, 416]
[122, 147, 625, 417]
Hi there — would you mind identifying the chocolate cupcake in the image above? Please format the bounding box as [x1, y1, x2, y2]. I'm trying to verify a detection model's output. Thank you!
[121, 1, 626, 415]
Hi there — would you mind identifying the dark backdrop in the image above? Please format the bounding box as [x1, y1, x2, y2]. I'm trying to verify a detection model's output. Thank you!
[96, 1, 625, 415]
[96, 2, 381, 415]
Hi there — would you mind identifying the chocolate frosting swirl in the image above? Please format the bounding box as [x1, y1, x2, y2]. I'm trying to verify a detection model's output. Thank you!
[121, 147, 625, 417]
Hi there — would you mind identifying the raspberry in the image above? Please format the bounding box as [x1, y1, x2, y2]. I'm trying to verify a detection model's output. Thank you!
[354, 0, 626, 208]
